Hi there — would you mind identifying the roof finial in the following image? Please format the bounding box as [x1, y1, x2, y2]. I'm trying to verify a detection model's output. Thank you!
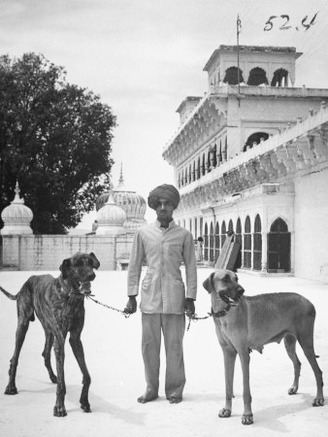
[13, 180, 24, 204]
[119, 162, 124, 184]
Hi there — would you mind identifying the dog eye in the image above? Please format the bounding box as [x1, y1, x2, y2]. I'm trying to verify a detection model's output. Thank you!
[222, 274, 230, 282]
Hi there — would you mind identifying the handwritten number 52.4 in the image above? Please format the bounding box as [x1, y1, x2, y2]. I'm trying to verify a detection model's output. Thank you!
[264, 12, 318, 31]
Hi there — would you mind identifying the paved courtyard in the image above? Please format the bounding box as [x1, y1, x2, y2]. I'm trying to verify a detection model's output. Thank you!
[0, 268, 327, 437]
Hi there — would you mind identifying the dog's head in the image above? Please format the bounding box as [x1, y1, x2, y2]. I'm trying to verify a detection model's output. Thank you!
[60, 252, 100, 294]
[203, 269, 244, 316]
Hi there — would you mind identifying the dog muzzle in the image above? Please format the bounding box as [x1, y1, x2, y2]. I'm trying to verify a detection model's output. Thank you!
[78, 282, 92, 295]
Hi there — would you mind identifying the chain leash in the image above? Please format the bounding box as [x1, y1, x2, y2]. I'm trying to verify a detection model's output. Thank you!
[86, 295, 131, 318]
[86, 295, 212, 327]
[186, 313, 212, 331]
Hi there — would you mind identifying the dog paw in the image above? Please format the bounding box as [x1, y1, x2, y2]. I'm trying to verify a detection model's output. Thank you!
[313, 397, 324, 407]
[53, 405, 67, 417]
[218, 408, 231, 418]
[5, 385, 18, 395]
[81, 402, 91, 412]
[242, 413, 254, 425]
[288, 385, 298, 395]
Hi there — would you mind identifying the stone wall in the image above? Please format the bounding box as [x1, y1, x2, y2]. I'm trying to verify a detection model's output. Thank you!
[1, 233, 134, 271]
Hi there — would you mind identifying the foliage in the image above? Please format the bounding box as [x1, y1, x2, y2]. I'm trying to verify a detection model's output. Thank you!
[0, 53, 116, 233]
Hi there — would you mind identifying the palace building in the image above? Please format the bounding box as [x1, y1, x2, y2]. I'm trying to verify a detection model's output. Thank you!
[162, 45, 328, 282]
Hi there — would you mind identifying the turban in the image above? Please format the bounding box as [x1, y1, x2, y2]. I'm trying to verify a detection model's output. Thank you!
[148, 184, 180, 210]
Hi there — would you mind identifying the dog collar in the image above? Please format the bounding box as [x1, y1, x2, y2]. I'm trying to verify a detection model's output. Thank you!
[211, 304, 232, 318]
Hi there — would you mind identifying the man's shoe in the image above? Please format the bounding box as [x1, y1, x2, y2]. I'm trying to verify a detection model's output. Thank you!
[167, 396, 182, 404]
[137, 394, 158, 403]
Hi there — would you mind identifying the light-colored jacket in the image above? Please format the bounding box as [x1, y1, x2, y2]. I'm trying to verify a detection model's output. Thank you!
[127, 220, 197, 314]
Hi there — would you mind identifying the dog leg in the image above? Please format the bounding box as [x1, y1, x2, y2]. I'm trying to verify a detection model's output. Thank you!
[298, 334, 324, 406]
[284, 335, 301, 395]
[42, 331, 57, 383]
[239, 350, 253, 425]
[219, 346, 236, 418]
[69, 331, 91, 413]
[5, 318, 31, 395]
[53, 335, 67, 417]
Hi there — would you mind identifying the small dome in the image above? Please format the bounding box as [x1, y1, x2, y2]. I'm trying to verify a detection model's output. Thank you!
[1, 182, 33, 235]
[96, 191, 126, 235]
[96, 165, 146, 230]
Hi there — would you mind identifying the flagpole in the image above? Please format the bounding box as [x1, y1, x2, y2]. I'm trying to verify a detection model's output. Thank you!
[237, 14, 241, 97]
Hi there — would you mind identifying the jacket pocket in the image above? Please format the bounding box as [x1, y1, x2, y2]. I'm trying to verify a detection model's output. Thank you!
[141, 270, 153, 292]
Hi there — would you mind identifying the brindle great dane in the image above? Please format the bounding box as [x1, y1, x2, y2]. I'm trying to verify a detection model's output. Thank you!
[0, 252, 100, 417]
[203, 269, 324, 425]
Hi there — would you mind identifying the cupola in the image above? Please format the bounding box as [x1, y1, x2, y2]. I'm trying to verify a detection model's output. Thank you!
[1, 182, 33, 235]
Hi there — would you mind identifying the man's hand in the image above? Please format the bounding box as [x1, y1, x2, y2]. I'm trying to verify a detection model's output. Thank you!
[184, 298, 195, 317]
[124, 296, 137, 314]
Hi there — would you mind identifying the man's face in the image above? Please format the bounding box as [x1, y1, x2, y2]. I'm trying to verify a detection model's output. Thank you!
[155, 197, 174, 223]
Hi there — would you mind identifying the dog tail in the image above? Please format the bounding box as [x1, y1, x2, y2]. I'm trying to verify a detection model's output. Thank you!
[0, 286, 18, 300]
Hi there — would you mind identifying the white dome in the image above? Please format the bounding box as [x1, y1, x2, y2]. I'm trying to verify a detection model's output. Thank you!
[96, 191, 126, 235]
[96, 167, 146, 231]
[1, 182, 33, 235]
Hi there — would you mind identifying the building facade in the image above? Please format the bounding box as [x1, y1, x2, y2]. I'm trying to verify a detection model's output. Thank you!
[163, 45, 328, 282]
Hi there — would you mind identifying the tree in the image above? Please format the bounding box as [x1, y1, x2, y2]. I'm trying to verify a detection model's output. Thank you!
[0, 53, 116, 234]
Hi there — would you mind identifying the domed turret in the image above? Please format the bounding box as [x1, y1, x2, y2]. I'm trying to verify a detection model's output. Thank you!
[96, 191, 126, 235]
[96, 165, 146, 231]
[1, 182, 33, 235]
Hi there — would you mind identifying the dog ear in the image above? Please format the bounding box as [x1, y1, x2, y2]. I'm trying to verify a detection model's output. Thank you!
[89, 252, 100, 269]
[60, 258, 71, 279]
[203, 272, 215, 293]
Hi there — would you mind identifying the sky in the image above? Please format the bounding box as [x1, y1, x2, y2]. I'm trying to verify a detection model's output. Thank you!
[1, 0, 328, 225]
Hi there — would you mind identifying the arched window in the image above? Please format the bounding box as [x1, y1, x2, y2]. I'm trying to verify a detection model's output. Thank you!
[215, 222, 220, 264]
[271, 68, 289, 87]
[228, 219, 234, 234]
[224, 137, 228, 161]
[243, 216, 252, 268]
[253, 214, 262, 271]
[192, 161, 196, 182]
[209, 222, 214, 262]
[189, 164, 192, 183]
[202, 154, 206, 176]
[211, 144, 217, 168]
[247, 67, 268, 86]
[221, 221, 227, 247]
[197, 157, 201, 179]
[268, 218, 291, 272]
[244, 132, 269, 150]
[218, 140, 222, 164]
[223, 66, 244, 85]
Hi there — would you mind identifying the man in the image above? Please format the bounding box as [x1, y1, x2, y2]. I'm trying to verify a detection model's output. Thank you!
[125, 184, 197, 404]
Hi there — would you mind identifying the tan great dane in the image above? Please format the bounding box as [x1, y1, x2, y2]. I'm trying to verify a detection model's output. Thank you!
[0, 252, 100, 417]
[203, 269, 324, 425]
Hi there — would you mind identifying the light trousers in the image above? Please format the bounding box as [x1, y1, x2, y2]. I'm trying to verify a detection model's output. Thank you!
[141, 313, 186, 399]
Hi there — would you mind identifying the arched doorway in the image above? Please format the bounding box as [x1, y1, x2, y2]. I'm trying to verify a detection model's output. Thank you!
[204, 223, 209, 261]
[271, 68, 289, 87]
[223, 66, 244, 85]
[209, 222, 214, 262]
[267, 218, 291, 272]
[247, 67, 268, 85]
[215, 222, 220, 264]
[235, 218, 242, 269]
[243, 216, 252, 269]
[253, 214, 262, 271]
